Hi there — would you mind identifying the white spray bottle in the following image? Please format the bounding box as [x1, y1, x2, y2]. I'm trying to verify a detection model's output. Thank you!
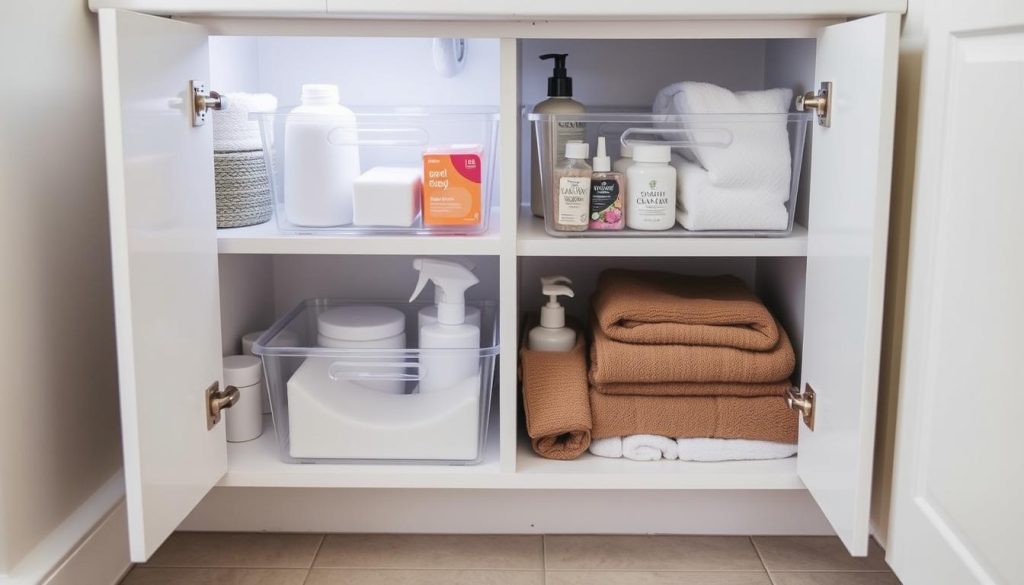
[418, 258, 482, 331]
[410, 258, 481, 393]
[529, 275, 576, 352]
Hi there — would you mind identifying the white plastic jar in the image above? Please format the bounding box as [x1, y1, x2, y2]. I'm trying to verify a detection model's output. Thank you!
[626, 144, 676, 231]
[317, 305, 407, 394]
[222, 355, 265, 443]
[283, 84, 361, 227]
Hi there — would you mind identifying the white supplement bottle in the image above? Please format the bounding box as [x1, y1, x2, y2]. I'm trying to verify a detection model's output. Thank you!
[284, 84, 360, 227]
[222, 355, 265, 443]
[626, 144, 676, 231]
[613, 142, 634, 174]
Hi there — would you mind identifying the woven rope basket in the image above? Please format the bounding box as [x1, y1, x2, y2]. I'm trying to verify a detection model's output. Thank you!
[215, 150, 273, 228]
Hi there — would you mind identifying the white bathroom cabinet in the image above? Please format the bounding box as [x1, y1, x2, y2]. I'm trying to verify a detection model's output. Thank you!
[92, 1, 902, 562]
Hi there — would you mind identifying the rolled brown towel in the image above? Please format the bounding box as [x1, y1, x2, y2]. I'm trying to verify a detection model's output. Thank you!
[590, 391, 798, 443]
[519, 321, 591, 460]
[589, 317, 796, 385]
[593, 270, 780, 351]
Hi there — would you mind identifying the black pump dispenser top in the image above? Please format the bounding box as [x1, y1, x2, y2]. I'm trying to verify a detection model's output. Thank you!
[540, 53, 573, 97]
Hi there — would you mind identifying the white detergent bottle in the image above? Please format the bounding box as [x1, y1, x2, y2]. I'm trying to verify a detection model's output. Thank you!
[410, 258, 481, 394]
[528, 276, 576, 352]
[284, 84, 360, 227]
[418, 258, 481, 331]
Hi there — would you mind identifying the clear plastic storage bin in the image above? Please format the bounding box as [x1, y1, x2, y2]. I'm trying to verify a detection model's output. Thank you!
[252, 299, 499, 465]
[529, 110, 811, 237]
[253, 107, 498, 236]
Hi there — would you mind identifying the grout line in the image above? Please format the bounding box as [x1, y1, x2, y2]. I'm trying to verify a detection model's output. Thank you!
[308, 533, 327, 570]
[750, 535, 778, 584]
[300, 567, 314, 585]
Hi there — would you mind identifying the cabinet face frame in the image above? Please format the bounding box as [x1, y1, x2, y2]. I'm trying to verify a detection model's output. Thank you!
[100, 9, 898, 561]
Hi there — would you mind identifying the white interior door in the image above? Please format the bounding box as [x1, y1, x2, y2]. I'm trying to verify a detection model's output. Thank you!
[887, 1, 1024, 584]
[797, 13, 899, 555]
[98, 9, 225, 561]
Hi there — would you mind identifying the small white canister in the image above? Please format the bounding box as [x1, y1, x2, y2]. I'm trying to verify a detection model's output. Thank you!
[317, 305, 407, 394]
[223, 355, 265, 442]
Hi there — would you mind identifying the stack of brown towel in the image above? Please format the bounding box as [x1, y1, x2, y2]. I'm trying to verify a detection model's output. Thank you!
[588, 270, 798, 444]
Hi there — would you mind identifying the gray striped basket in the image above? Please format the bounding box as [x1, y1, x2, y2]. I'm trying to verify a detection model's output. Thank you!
[214, 150, 273, 228]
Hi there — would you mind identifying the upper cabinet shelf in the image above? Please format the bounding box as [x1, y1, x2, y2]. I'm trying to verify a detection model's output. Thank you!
[218, 210, 501, 255]
[90, 0, 906, 19]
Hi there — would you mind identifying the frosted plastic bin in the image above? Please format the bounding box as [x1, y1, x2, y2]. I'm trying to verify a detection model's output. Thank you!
[252, 107, 499, 236]
[529, 110, 811, 237]
[252, 299, 498, 465]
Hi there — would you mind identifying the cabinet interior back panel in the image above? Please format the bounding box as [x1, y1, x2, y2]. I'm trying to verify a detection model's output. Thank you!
[210, 36, 501, 106]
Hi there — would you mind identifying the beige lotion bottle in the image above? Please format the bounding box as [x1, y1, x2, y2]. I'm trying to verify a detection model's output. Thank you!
[531, 53, 585, 218]
[553, 141, 592, 232]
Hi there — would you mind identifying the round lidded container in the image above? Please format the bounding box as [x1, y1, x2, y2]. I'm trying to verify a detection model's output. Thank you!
[222, 355, 265, 443]
[317, 305, 408, 394]
[316, 305, 407, 349]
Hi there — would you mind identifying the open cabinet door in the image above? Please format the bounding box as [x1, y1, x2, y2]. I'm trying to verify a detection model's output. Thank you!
[798, 13, 899, 555]
[98, 9, 225, 561]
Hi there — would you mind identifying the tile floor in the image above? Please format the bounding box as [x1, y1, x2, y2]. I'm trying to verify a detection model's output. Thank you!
[120, 533, 901, 585]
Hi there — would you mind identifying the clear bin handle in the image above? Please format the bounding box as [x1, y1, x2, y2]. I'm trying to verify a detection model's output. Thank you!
[327, 126, 430, 147]
[620, 127, 734, 149]
[328, 360, 422, 382]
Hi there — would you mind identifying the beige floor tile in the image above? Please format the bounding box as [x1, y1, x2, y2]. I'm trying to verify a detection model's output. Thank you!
[769, 573, 901, 585]
[305, 569, 545, 584]
[120, 567, 308, 585]
[752, 537, 890, 572]
[547, 570, 772, 585]
[545, 535, 764, 571]
[144, 532, 323, 568]
[314, 534, 544, 570]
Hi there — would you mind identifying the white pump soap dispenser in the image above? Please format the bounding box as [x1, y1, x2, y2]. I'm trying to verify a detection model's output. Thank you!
[529, 275, 577, 352]
[410, 258, 481, 393]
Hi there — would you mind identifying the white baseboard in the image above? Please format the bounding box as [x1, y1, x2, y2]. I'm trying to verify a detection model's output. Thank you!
[1, 471, 131, 585]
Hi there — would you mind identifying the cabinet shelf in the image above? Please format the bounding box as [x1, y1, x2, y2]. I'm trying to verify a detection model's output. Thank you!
[516, 210, 808, 257]
[217, 210, 501, 256]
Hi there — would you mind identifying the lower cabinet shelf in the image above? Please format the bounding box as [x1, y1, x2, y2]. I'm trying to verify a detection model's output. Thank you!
[221, 417, 803, 490]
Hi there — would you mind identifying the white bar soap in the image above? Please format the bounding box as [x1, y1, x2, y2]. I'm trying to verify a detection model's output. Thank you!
[352, 166, 423, 227]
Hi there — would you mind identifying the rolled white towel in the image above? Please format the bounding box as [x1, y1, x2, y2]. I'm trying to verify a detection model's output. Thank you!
[653, 82, 793, 191]
[676, 438, 797, 462]
[673, 156, 790, 231]
[623, 435, 679, 461]
[213, 92, 278, 152]
[589, 437, 623, 459]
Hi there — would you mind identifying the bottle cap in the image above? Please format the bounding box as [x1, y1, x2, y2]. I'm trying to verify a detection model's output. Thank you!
[593, 137, 611, 172]
[620, 143, 634, 158]
[632, 144, 671, 163]
[300, 83, 339, 105]
[565, 141, 589, 160]
[540, 53, 573, 97]
[317, 305, 406, 342]
[223, 355, 263, 388]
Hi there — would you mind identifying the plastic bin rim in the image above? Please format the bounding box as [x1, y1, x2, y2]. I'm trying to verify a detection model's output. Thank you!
[251, 298, 500, 357]
[526, 110, 813, 123]
[251, 106, 499, 121]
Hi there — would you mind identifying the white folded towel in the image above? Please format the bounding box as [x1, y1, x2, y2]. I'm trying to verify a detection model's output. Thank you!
[623, 435, 679, 461]
[673, 156, 790, 231]
[213, 92, 278, 152]
[589, 437, 623, 459]
[676, 438, 797, 462]
[653, 82, 793, 191]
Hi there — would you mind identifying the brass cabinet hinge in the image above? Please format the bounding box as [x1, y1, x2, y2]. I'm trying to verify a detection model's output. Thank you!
[787, 384, 816, 431]
[796, 81, 832, 128]
[190, 80, 223, 127]
[206, 381, 240, 430]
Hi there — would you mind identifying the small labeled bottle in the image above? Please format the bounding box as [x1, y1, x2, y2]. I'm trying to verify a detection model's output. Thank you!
[626, 144, 676, 231]
[589, 137, 625, 230]
[552, 141, 591, 232]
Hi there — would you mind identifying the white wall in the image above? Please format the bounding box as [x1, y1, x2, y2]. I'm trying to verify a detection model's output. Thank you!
[0, 0, 123, 575]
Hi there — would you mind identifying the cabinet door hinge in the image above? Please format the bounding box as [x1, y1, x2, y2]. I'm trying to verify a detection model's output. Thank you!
[206, 381, 239, 430]
[796, 81, 832, 128]
[787, 384, 816, 431]
[190, 80, 223, 127]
